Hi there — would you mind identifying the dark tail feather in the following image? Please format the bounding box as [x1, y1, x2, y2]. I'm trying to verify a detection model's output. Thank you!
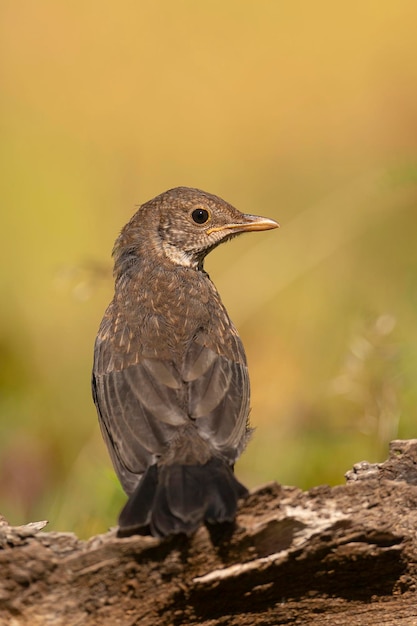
[118, 464, 159, 535]
[118, 458, 248, 538]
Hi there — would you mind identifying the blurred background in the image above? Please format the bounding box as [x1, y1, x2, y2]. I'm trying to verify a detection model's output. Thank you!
[1, 1, 417, 537]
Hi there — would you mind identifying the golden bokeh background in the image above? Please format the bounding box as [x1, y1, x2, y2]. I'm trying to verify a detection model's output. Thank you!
[1, 1, 417, 537]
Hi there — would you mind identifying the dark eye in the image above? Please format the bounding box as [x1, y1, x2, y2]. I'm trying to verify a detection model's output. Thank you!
[191, 208, 210, 224]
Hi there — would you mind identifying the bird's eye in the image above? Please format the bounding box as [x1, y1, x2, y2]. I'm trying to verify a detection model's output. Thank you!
[191, 208, 210, 225]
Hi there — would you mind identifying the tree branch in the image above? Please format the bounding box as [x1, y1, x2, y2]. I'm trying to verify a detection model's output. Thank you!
[2, 439, 417, 625]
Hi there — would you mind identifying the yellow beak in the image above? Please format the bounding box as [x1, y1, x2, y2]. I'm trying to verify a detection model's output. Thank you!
[206, 214, 279, 235]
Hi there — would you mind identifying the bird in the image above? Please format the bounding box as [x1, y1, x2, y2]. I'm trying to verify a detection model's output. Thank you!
[92, 186, 278, 538]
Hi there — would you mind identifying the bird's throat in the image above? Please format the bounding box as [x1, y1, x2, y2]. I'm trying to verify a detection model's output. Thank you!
[161, 241, 198, 269]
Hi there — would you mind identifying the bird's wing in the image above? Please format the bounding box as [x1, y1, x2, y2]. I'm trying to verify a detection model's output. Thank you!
[93, 334, 188, 494]
[182, 333, 251, 462]
[93, 309, 250, 493]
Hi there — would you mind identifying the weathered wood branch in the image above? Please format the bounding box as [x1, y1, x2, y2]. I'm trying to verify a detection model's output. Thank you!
[1, 439, 417, 625]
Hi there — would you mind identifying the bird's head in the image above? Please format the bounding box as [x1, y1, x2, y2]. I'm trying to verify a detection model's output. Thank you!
[113, 187, 279, 275]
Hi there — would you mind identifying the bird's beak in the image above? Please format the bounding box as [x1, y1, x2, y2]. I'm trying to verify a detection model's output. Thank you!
[206, 214, 279, 236]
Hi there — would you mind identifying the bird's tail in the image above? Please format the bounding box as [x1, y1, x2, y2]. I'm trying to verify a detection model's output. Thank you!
[117, 457, 248, 538]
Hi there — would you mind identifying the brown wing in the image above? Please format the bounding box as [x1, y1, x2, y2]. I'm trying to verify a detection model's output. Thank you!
[182, 332, 251, 461]
[93, 341, 187, 494]
[93, 316, 250, 495]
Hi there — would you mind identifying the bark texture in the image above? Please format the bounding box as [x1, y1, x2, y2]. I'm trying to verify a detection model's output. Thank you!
[1, 439, 417, 625]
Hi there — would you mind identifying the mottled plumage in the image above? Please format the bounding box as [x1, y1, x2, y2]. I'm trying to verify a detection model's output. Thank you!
[92, 187, 278, 537]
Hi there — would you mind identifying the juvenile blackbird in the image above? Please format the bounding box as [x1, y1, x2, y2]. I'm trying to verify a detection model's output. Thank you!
[92, 187, 278, 537]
